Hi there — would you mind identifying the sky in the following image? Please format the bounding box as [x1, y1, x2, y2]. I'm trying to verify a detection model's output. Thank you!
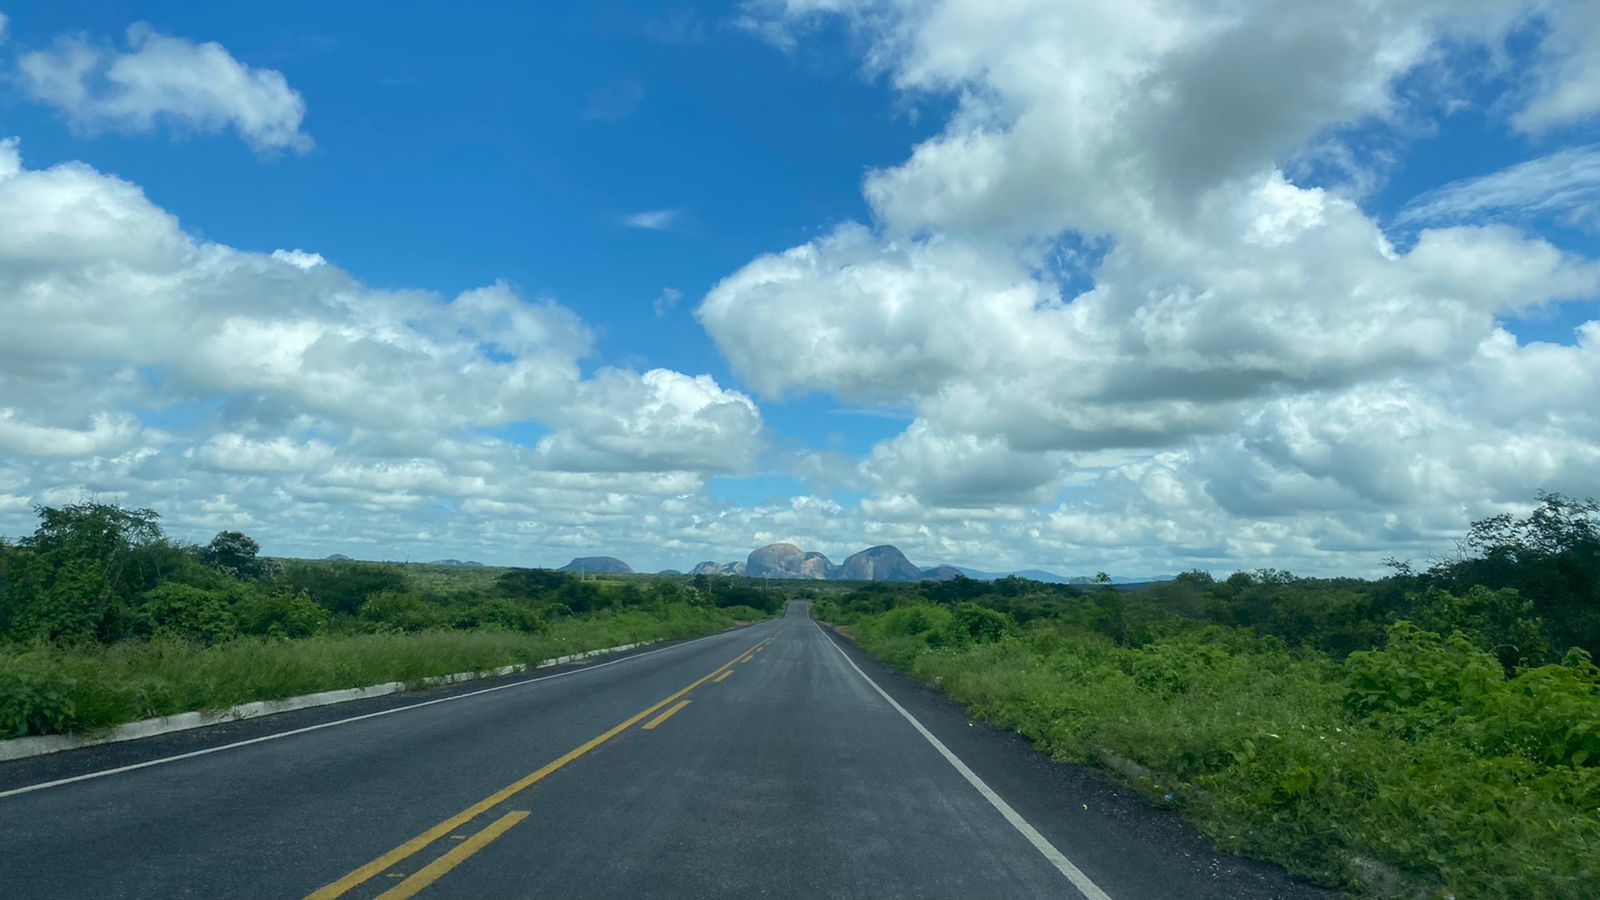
[0, 1, 1598, 577]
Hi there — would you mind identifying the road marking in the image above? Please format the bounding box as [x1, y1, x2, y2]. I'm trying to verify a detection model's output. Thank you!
[818, 624, 1113, 900]
[374, 810, 529, 900]
[307, 636, 771, 899]
[0, 629, 746, 801]
[712, 670, 733, 684]
[641, 700, 691, 731]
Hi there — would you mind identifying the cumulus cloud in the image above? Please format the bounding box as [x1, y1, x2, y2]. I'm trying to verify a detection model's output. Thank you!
[701, 0, 1600, 564]
[0, 137, 765, 565]
[0, 409, 144, 458]
[17, 23, 311, 153]
[535, 369, 765, 473]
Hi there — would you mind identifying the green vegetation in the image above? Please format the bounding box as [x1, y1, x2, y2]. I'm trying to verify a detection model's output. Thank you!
[816, 494, 1600, 897]
[0, 502, 778, 738]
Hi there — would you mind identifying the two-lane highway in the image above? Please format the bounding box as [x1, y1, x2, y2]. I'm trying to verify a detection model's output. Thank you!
[0, 602, 1330, 898]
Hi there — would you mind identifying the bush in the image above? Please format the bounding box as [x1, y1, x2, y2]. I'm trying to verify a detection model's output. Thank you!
[0, 668, 80, 738]
[447, 598, 547, 633]
[134, 583, 239, 644]
[1343, 621, 1504, 739]
[277, 561, 408, 616]
[359, 590, 442, 632]
[234, 590, 330, 638]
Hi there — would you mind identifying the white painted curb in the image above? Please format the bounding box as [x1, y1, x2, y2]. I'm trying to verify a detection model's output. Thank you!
[0, 640, 654, 763]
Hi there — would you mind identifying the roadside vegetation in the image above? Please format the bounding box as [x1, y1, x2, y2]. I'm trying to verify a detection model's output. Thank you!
[0, 502, 780, 738]
[816, 493, 1600, 898]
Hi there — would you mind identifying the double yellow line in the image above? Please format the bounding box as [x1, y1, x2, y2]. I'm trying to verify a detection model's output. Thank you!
[307, 635, 772, 899]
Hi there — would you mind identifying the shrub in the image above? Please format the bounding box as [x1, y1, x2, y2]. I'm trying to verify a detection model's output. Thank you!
[1343, 622, 1503, 738]
[234, 589, 330, 638]
[134, 583, 238, 644]
[359, 590, 442, 632]
[0, 669, 80, 738]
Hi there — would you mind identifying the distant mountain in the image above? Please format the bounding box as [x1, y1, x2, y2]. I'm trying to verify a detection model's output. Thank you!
[559, 556, 633, 574]
[679, 544, 1149, 584]
[942, 565, 1159, 585]
[745, 543, 838, 579]
[324, 553, 353, 561]
[657, 569, 683, 576]
[430, 558, 485, 567]
[840, 545, 923, 582]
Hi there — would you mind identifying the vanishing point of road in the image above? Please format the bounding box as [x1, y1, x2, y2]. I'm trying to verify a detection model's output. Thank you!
[0, 602, 1330, 899]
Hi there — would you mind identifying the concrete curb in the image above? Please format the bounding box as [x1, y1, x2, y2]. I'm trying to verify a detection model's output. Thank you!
[0, 640, 654, 763]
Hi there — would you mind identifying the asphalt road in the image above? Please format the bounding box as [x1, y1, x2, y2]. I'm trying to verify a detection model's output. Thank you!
[0, 602, 1333, 899]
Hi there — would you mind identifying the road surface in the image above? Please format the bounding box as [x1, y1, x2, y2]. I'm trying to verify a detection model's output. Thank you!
[0, 602, 1331, 898]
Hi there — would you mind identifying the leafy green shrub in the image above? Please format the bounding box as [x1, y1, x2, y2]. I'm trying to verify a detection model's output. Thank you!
[1466, 648, 1600, 768]
[277, 560, 408, 616]
[1343, 622, 1503, 738]
[447, 598, 546, 633]
[1412, 585, 1550, 670]
[234, 590, 330, 638]
[930, 602, 1015, 648]
[134, 583, 239, 644]
[0, 669, 80, 738]
[359, 590, 442, 632]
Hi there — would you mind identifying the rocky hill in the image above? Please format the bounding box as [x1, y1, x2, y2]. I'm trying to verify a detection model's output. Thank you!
[744, 543, 839, 579]
[840, 545, 924, 582]
[559, 556, 633, 574]
[690, 560, 745, 576]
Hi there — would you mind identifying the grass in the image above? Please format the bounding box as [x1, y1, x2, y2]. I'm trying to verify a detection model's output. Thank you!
[840, 607, 1600, 898]
[1, 603, 744, 738]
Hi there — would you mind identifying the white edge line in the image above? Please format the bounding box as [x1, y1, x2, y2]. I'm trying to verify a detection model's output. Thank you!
[816, 621, 1114, 900]
[0, 627, 745, 801]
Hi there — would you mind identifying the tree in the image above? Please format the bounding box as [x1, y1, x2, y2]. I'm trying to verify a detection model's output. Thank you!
[1431, 492, 1600, 659]
[201, 531, 270, 580]
[3, 502, 172, 643]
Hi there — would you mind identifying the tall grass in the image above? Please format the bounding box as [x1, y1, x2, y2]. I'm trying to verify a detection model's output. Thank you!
[1, 603, 743, 737]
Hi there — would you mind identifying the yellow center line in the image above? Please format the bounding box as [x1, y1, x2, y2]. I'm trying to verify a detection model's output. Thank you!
[374, 810, 530, 900]
[306, 635, 771, 899]
[641, 700, 691, 731]
[712, 670, 733, 684]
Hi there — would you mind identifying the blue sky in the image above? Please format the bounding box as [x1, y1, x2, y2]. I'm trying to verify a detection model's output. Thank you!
[1, 2, 1598, 575]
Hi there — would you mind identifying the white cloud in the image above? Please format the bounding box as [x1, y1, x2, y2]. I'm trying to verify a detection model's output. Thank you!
[17, 23, 311, 153]
[0, 409, 143, 458]
[194, 434, 337, 474]
[0, 13, 10, 45]
[535, 369, 765, 474]
[1513, 0, 1600, 133]
[1397, 145, 1600, 231]
[698, 0, 1600, 571]
[0, 137, 766, 567]
[622, 209, 680, 230]
[653, 287, 683, 317]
